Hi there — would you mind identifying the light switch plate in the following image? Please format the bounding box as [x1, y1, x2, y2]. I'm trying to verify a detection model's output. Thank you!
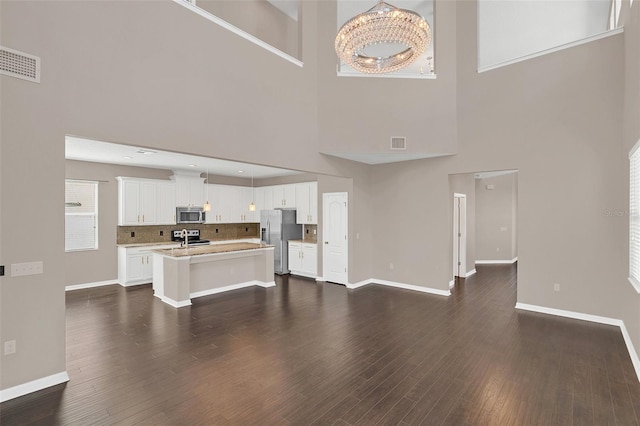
[11, 261, 43, 277]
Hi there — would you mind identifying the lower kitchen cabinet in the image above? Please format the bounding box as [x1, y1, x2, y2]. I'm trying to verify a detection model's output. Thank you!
[288, 241, 317, 279]
[118, 244, 177, 286]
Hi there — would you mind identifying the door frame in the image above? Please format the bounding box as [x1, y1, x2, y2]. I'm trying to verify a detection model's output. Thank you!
[453, 193, 467, 279]
[322, 192, 348, 285]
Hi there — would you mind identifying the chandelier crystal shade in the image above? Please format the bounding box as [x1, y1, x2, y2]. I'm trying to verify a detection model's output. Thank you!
[335, 0, 432, 74]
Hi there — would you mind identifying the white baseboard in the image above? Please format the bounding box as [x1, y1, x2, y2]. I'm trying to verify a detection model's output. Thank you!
[515, 302, 640, 383]
[464, 268, 477, 278]
[348, 278, 451, 296]
[190, 280, 275, 300]
[315, 276, 326, 282]
[155, 294, 191, 308]
[65, 279, 119, 291]
[476, 257, 518, 265]
[347, 279, 373, 289]
[0, 371, 69, 403]
[449, 280, 455, 289]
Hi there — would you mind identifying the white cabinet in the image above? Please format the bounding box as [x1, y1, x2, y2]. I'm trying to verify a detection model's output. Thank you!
[156, 181, 176, 225]
[173, 174, 205, 207]
[207, 184, 257, 223]
[288, 242, 317, 278]
[117, 178, 158, 225]
[272, 184, 296, 208]
[117, 244, 176, 286]
[255, 186, 274, 211]
[295, 182, 318, 224]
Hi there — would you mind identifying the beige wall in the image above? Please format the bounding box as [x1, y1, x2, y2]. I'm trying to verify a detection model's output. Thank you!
[622, 1, 640, 367]
[65, 161, 173, 286]
[2, 0, 639, 395]
[475, 173, 517, 261]
[196, 0, 299, 59]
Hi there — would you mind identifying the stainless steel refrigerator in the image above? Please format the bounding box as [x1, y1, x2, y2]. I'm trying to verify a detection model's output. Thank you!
[260, 208, 302, 275]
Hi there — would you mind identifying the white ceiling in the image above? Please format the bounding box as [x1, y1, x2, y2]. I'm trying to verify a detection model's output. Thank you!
[474, 170, 518, 179]
[325, 151, 452, 165]
[65, 136, 302, 179]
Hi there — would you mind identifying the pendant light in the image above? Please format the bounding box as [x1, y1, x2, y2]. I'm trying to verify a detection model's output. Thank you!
[248, 172, 256, 212]
[203, 167, 211, 212]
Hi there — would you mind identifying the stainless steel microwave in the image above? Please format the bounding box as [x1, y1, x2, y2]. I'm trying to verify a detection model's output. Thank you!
[176, 206, 205, 224]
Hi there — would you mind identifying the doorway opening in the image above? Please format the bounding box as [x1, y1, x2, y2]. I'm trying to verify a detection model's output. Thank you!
[453, 193, 467, 280]
[449, 170, 519, 286]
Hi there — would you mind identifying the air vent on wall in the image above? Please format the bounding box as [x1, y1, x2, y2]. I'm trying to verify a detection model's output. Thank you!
[390, 137, 406, 150]
[0, 46, 40, 83]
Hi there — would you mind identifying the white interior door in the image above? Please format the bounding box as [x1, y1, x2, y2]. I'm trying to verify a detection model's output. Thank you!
[323, 192, 348, 284]
[453, 193, 467, 278]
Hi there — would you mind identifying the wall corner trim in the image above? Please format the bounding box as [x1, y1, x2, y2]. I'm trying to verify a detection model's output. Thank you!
[0, 371, 70, 403]
[65, 279, 119, 291]
[515, 302, 640, 383]
[464, 269, 477, 278]
[449, 280, 455, 289]
[476, 258, 517, 265]
[348, 279, 451, 296]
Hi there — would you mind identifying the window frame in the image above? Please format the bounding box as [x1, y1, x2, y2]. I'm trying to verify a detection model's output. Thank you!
[629, 140, 640, 293]
[65, 179, 99, 252]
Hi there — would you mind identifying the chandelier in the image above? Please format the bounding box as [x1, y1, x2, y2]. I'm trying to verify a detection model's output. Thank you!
[335, 0, 432, 74]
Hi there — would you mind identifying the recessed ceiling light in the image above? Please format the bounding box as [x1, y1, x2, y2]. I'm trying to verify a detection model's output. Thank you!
[123, 156, 132, 160]
[188, 164, 197, 167]
[238, 170, 244, 174]
[136, 149, 157, 155]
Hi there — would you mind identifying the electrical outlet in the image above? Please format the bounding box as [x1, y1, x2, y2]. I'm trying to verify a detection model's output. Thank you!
[389, 263, 394, 270]
[11, 261, 43, 277]
[496, 247, 500, 252]
[160, 231, 164, 236]
[554, 283, 560, 292]
[4, 340, 16, 355]
[356, 233, 360, 240]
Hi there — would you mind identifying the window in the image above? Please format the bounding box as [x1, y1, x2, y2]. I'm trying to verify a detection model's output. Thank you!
[65, 180, 98, 251]
[629, 141, 640, 293]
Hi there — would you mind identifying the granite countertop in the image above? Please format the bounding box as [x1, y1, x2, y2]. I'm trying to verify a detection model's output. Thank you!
[117, 242, 182, 248]
[153, 242, 273, 257]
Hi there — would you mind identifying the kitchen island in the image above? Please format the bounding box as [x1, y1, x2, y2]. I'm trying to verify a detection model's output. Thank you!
[152, 242, 275, 308]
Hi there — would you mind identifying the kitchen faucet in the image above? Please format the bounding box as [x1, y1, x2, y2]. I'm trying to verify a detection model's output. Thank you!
[181, 229, 189, 248]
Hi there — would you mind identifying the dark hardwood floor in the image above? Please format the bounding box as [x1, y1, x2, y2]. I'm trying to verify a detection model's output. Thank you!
[2, 264, 639, 425]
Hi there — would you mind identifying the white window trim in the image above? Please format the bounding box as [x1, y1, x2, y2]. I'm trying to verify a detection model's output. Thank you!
[628, 139, 640, 293]
[172, 0, 303, 68]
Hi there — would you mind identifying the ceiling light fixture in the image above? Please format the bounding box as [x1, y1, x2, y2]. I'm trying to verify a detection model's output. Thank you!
[249, 173, 256, 212]
[203, 168, 211, 213]
[135, 149, 157, 155]
[335, 0, 432, 74]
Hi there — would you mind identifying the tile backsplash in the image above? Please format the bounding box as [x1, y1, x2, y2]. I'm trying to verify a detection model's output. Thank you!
[303, 224, 317, 243]
[117, 223, 260, 245]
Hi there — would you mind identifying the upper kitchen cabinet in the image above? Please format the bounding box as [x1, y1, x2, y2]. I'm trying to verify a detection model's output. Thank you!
[295, 182, 317, 224]
[254, 186, 274, 211]
[207, 184, 257, 223]
[171, 172, 205, 207]
[272, 184, 296, 208]
[156, 181, 176, 225]
[206, 184, 230, 223]
[117, 177, 158, 225]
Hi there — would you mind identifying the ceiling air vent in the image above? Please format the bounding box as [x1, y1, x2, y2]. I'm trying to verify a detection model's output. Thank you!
[0, 46, 40, 83]
[390, 137, 406, 150]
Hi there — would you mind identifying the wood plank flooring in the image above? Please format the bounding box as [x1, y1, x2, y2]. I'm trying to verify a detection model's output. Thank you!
[1, 264, 639, 425]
